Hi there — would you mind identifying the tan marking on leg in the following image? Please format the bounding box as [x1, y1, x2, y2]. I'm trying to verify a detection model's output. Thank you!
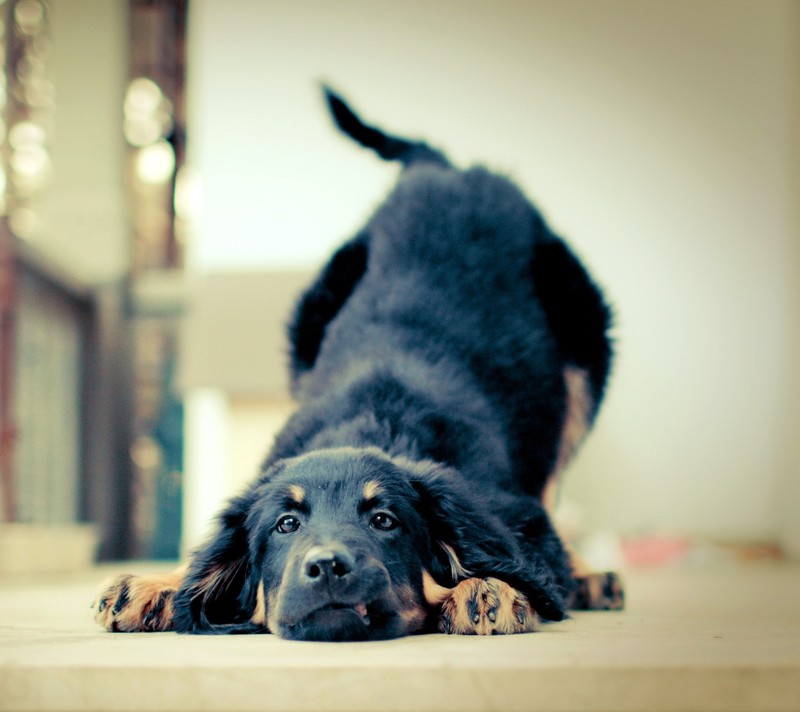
[550, 366, 594, 480]
[440, 578, 481, 633]
[542, 367, 595, 580]
[251, 580, 267, 626]
[93, 565, 186, 632]
[422, 569, 454, 606]
[438, 577, 538, 635]
[542, 477, 559, 515]
[362, 480, 383, 500]
[488, 578, 539, 634]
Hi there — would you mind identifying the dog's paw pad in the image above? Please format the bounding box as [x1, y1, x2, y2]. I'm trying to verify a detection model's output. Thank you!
[93, 573, 176, 632]
[438, 577, 538, 635]
[573, 571, 625, 610]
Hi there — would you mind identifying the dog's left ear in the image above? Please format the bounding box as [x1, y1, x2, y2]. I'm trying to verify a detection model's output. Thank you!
[172, 490, 264, 634]
[409, 464, 567, 622]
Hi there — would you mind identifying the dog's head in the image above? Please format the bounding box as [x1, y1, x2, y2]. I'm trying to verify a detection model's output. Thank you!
[249, 448, 441, 641]
[172, 447, 566, 641]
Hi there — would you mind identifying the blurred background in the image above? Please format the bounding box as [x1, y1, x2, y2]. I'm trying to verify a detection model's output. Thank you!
[0, 0, 797, 575]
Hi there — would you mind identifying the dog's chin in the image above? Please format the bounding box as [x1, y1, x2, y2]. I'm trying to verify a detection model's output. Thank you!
[276, 600, 404, 642]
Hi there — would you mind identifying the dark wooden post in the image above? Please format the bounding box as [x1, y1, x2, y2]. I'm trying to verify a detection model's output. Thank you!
[0, 218, 17, 524]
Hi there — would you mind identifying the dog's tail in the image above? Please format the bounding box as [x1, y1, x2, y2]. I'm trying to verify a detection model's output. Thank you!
[323, 85, 449, 168]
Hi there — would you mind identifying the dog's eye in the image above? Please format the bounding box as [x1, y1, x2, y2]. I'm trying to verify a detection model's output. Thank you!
[370, 512, 398, 531]
[276, 515, 301, 533]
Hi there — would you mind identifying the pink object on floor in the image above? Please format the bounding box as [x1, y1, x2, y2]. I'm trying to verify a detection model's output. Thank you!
[622, 535, 692, 567]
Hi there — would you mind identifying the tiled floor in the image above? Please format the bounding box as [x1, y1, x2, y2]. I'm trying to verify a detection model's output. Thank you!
[1, 562, 799, 711]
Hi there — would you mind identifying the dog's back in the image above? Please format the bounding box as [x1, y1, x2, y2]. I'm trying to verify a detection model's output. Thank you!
[276, 89, 612, 500]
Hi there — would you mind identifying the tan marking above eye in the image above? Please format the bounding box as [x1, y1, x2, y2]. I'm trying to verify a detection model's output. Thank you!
[287, 484, 305, 504]
[362, 480, 383, 501]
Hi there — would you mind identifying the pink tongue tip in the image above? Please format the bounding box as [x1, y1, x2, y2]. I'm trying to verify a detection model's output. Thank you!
[355, 603, 368, 617]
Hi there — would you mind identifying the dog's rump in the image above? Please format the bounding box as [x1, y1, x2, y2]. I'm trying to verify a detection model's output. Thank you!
[281, 178, 569, 497]
[316, 86, 611, 405]
[366, 164, 544, 297]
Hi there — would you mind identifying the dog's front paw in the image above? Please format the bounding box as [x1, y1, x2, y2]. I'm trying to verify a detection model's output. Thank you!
[572, 571, 625, 610]
[438, 577, 538, 635]
[93, 572, 180, 632]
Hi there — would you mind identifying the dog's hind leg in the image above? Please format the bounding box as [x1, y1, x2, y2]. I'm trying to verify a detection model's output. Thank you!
[532, 234, 613, 421]
[572, 572, 625, 611]
[545, 365, 595, 489]
[531, 242, 623, 610]
[542, 383, 626, 613]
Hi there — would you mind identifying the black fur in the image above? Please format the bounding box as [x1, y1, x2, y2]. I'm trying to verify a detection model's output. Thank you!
[287, 233, 369, 388]
[172, 88, 613, 641]
[323, 85, 449, 167]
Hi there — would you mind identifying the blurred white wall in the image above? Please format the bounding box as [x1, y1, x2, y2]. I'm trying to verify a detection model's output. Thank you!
[185, 1, 800, 550]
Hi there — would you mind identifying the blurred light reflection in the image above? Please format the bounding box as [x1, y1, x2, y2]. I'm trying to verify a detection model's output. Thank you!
[136, 140, 175, 185]
[9, 206, 37, 237]
[124, 77, 173, 148]
[9, 119, 44, 147]
[13, 0, 43, 35]
[173, 165, 201, 223]
[1, 0, 53, 231]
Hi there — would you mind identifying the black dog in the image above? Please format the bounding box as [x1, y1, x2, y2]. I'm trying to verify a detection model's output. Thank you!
[94, 88, 622, 641]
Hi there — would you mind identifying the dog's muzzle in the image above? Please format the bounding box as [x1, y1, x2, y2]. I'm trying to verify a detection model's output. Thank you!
[274, 540, 396, 641]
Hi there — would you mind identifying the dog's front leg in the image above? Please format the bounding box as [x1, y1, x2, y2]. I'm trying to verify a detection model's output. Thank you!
[436, 577, 539, 635]
[93, 566, 186, 632]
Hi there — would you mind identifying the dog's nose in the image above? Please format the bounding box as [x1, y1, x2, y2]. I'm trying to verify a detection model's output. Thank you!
[302, 545, 355, 582]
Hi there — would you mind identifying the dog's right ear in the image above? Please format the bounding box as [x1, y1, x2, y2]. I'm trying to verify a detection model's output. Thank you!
[287, 231, 369, 390]
[172, 490, 264, 634]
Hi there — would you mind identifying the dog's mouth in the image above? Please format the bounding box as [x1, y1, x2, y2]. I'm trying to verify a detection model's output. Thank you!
[279, 598, 403, 641]
[310, 601, 372, 627]
[273, 562, 406, 641]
